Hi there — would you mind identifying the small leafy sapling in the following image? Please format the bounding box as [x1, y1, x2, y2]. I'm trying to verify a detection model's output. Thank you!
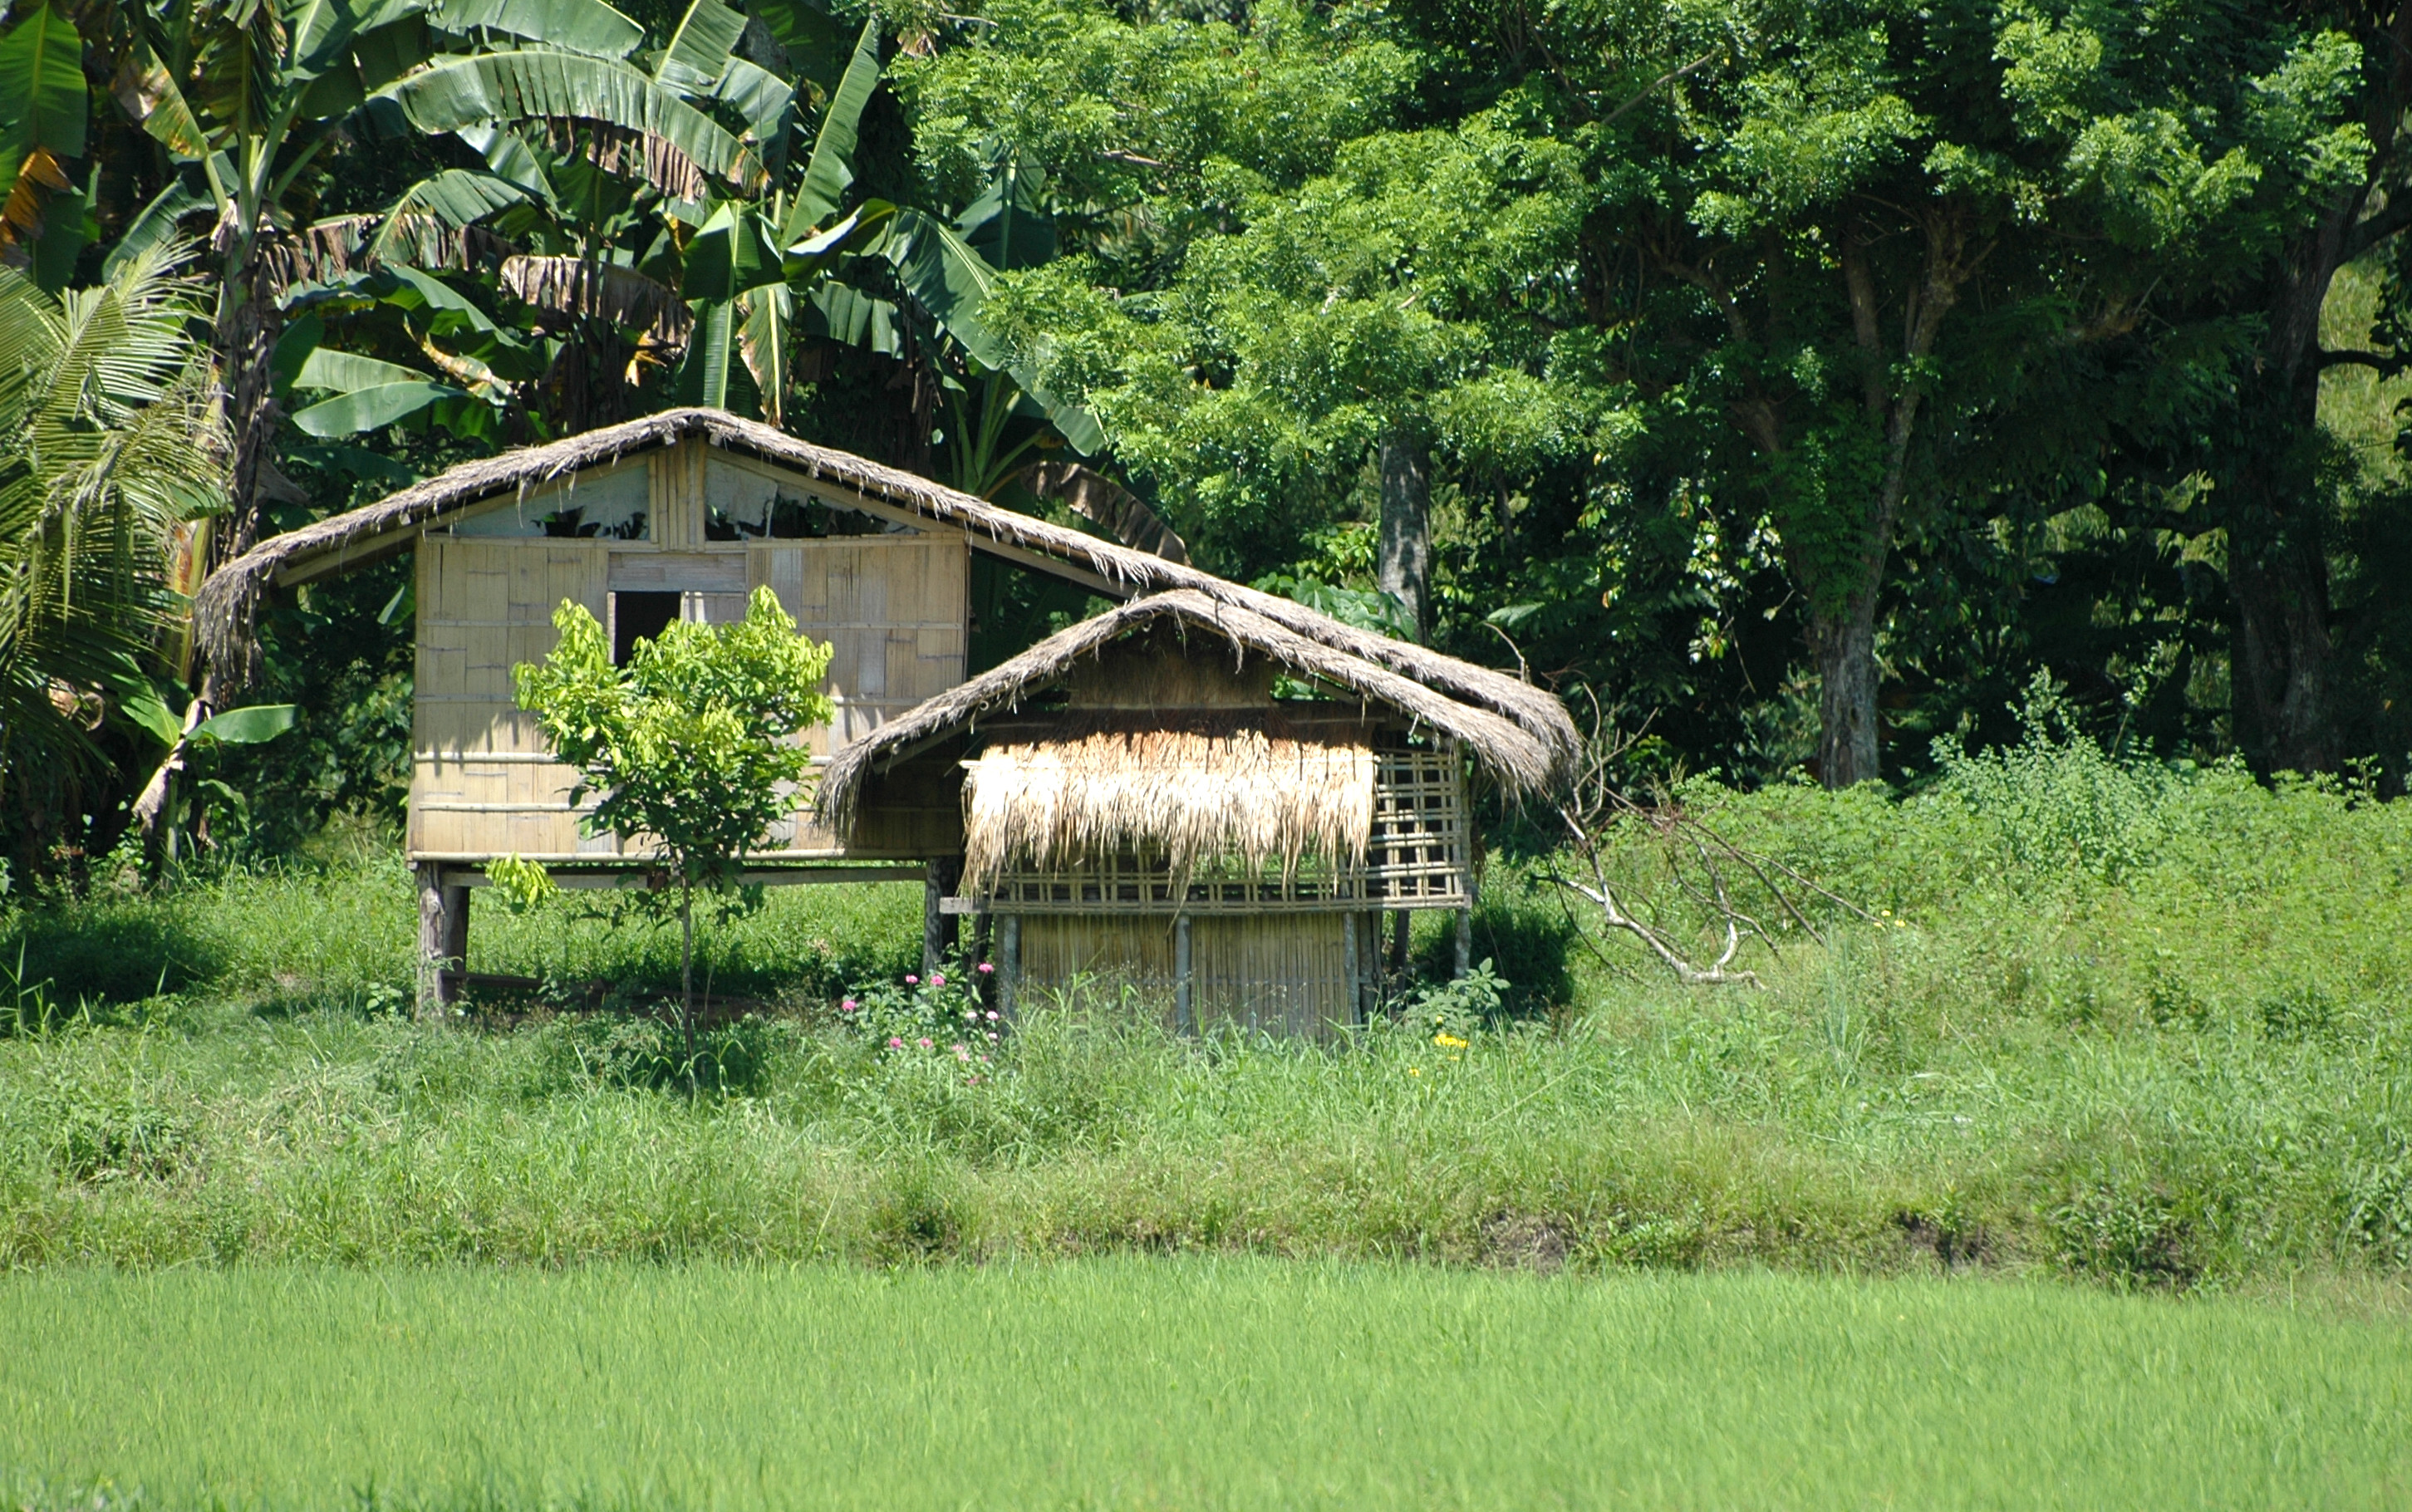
[512, 586, 833, 1075]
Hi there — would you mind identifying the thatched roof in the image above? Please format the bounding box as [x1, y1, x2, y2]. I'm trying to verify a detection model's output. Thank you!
[960, 714, 1376, 892]
[818, 589, 1564, 841]
[191, 409, 1575, 766]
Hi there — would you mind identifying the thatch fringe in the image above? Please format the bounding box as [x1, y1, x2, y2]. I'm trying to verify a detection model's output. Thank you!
[192, 409, 1578, 772]
[961, 714, 1376, 892]
[818, 589, 1563, 838]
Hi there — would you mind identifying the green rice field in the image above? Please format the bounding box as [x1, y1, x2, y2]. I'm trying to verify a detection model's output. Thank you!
[2, 1260, 2407, 1510]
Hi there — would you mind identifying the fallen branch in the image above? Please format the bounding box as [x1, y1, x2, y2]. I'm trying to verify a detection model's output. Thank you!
[1547, 693, 1864, 987]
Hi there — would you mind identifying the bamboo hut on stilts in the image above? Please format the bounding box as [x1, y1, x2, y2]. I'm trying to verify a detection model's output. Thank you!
[191, 409, 1578, 1030]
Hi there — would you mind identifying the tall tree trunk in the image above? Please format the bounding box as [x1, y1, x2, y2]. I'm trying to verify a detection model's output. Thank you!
[212, 258, 281, 572]
[2213, 197, 2358, 776]
[2223, 406, 2338, 775]
[1786, 221, 1967, 788]
[1377, 431, 1432, 642]
[194, 245, 282, 713]
[1810, 596, 1880, 787]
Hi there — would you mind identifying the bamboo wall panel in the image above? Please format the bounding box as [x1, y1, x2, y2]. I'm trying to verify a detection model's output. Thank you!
[749, 538, 968, 755]
[1365, 745, 1469, 905]
[410, 453, 970, 862]
[646, 439, 705, 547]
[1018, 915, 1178, 1027]
[1191, 914, 1352, 1041]
[410, 538, 610, 859]
[1010, 911, 1351, 1039]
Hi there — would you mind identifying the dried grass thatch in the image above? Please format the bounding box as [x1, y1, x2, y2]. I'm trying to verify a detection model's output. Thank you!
[193, 410, 1577, 774]
[961, 714, 1376, 892]
[819, 588, 1565, 839]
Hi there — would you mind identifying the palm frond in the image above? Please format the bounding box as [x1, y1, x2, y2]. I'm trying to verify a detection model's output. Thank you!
[0, 247, 228, 792]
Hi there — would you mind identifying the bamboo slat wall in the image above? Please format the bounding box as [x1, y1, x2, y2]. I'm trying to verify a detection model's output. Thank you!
[407, 439, 966, 862]
[410, 537, 610, 859]
[1192, 914, 1353, 1039]
[1015, 912, 1354, 1041]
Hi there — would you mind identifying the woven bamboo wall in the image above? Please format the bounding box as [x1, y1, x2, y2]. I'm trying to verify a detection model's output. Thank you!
[409, 538, 610, 859]
[1193, 913, 1352, 1040]
[407, 443, 967, 862]
[1015, 912, 1353, 1041]
[1019, 915, 1178, 1027]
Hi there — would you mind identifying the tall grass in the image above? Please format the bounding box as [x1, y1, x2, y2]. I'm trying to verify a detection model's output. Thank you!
[2, 1261, 2407, 1510]
[2, 726, 2410, 1282]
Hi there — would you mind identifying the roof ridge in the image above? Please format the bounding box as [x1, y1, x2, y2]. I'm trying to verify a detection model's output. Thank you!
[191, 410, 1575, 768]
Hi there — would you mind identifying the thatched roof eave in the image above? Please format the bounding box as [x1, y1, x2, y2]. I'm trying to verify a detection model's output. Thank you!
[818, 589, 1563, 837]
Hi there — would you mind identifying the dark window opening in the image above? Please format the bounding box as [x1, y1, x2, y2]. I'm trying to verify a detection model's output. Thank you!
[612, 591, 680, 664]
[543, 506, 648, 540]
[705, 493, 897, 540]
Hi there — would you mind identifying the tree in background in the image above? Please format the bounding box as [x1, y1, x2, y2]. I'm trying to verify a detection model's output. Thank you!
[0, 246, 227, 871]
[512, 586, 832, 1070]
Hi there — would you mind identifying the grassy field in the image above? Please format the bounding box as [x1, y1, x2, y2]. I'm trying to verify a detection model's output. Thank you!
[3, 1260, 2409, 1510]
[2, 729, 2411, 1283]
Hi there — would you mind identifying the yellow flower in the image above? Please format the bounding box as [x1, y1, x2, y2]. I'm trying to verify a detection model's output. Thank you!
[1409, 1067, 1422, 1077]
[1432, 1033, 1469, 1048]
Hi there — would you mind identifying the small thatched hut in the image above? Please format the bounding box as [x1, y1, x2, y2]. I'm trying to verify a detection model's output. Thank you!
[821, 591, 1563, 1037]
[194, 409, 1576, 1026]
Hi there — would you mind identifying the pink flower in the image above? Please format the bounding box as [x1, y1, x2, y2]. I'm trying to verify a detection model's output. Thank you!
[977, 962, 994, 975]
[905, 974, 919, 985]
[931, 972, 946, 986]
[916, 1037, 932, 1049]
[953, 1045, 969, 1060]
[840, 998, 857, 1012]
[985, 1032, 999, 1043]
[985, 1010, 1000, 1021]
[887, 1037, 903, 1049]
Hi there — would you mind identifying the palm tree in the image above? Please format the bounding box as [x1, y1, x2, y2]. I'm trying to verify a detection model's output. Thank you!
[0, 246, 228, 845]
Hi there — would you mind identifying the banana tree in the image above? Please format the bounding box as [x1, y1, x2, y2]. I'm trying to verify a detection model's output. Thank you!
[95, 0, 457, 587]
[0, 2, 93, 291]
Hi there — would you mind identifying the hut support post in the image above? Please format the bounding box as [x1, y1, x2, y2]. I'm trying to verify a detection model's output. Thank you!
[1454, 907, 1472, 979]
[1174, 914, 1194, 1033]
[415, 862, 468, 1019]
[1363, 911, 1382, 1019]
[1343, 912, 1360, 1027]
[997, 915, 1019, 1019]
[1389, 910, 1409, 974]
[923, 857, 961, 975]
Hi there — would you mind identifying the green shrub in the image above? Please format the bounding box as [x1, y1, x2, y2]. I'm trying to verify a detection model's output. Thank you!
[2049, 1182, 2198, 1289]
[530, 1013, 802, 1097]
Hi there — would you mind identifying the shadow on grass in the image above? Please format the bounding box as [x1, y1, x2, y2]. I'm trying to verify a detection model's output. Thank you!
[1, 903, 227, 1005]
[1412, 872, 1579, 1022]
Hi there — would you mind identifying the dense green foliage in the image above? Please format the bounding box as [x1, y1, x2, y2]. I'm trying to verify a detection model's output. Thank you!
[0, 249, 224, 854]
[11, 0, 2412, 863]
[5, 1262, 2408, 1510]
[4, 743, 2409, 1284]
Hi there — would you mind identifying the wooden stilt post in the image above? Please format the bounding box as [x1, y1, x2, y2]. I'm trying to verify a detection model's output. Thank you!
[415, 862, 468, 1019]
[1343, 911, 1359, 1028]
[997, 914, 1020, 1020]
[1454, 907, 1472, 979]
[1389, 908, 1409, 974]
[1363, 910, 1382, 1019]
[923, 857, 960, 976]
[1174, 913, 1194, 1033]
